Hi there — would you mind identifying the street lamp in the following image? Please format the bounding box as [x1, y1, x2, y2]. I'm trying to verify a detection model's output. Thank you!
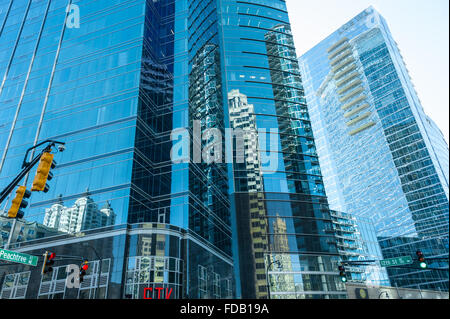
[265, 257, 282, 299]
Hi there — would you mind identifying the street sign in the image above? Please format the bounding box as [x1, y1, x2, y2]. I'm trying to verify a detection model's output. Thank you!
[380, 256, 413, 268]
[0, 248, 38, 266]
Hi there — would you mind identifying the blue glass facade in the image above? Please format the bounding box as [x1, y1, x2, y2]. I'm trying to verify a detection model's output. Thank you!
[300, 7, 449, 291]
[0, 0, 234, 299]
[219, 0, 345, 299]
[0, 0, 346, 299]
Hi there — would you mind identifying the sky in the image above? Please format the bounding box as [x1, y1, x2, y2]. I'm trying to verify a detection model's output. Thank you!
[286, 0, 449, 144]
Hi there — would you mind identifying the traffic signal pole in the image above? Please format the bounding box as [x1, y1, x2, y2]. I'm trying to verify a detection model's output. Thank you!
[1, 153, 43, 250]
[1, 140, 65, 250]
[0, 153, 41, 205]
[0, 140, 64, 205]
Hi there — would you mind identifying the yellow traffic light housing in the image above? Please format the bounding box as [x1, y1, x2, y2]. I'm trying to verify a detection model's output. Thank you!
[8, 186, 31, 219]
[31, 152, 55, 192]
[42, 251, 56, 274]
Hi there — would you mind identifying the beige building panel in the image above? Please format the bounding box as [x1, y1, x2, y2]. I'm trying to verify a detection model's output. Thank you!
[327, 37, 349, 54]
[330, 48, 353, 66]
[334, 64, 357, 81]
[336, 72, 360, 88]
[337, 79, 363, 95]
[339, 87, 364, 103]
[349, 121, 376, 136]
[346, 112, 372, 126]
[332, 57, 356, 74]
[344, 103, 370, 118]
[328, 42, 351, 59]
[342, 95, 367, 110]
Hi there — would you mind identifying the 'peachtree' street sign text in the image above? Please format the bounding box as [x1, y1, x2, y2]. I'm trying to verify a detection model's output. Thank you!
[0, 248, 38, 266]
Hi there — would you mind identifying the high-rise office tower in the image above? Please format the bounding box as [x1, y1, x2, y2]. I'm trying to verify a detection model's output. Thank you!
[221, 3, 344, 298]
[300, 7, 449, 291]
[0, 0, 343, 299]
[227, 89, 269, 299]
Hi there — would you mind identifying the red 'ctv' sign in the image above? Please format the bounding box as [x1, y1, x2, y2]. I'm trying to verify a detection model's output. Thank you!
[143, 287, 173, 299]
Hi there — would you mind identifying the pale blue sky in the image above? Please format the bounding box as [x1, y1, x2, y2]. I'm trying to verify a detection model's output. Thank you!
[287, 0, 449, 144]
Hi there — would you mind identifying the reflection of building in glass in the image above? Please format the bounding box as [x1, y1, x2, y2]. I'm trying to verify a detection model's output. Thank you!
[301, 7, 449, 290]
[228, 90, 264, 193]
[268, 215, 295, 299]
[43, 191, 115, 234]
[189, 42, 230, 228]
[123, 224, 183, 299]
[127, 51, 174, 224]
[255, 24, 344, 299]
[182, 0, 234, 300]
[331, 210, 390, 286]
[0, 0, 238, 300]
[0, 215, 59, 247]
[0, 0, 354, 300]
[228, 89, 269, 299]
[0, 271, 31, 299]
[265, 24, 323, 194]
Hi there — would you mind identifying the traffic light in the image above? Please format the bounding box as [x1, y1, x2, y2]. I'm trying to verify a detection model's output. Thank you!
[80, 261, 89, 282]
[7, 186, 31, 219]
[416, 251, 428, 269]
[42, 251, 55, 274]
[338, 264, 347, 283]
[31, 152, 56, 193]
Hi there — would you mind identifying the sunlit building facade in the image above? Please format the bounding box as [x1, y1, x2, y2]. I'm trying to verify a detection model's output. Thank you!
[221, 2, 344, 299]
[300, 7, 449, 291]
[0, 0, 345, 299]
[227, 89, 269, 299]
[0, 0, 234, 299]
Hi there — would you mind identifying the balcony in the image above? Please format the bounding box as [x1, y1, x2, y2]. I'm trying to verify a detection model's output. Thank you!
[334, 64, 357, 81]
[346, 112, 372, 127]
[349, 121, 376, 136]
[327, 37, 349, 54]
[330, 48, 353, 66]
[337, 79, 363, 95]
[331, 57, 356, 74]
[339, 87, 364, 103]
[342, 95, 366, 111]
[336, 72, 360, 88]
[344, 103, 370, 118]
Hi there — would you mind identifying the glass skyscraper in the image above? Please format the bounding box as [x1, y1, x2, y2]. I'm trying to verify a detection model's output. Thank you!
[0, 0, 345, 299]
[300, 7, 449, 291]
[220, 1, 345, 299]
[0, 0, 233, 299]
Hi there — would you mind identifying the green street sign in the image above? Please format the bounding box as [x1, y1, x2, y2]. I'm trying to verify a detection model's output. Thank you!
[380, 256, 413, 268]
[0, 248, 39, 267]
